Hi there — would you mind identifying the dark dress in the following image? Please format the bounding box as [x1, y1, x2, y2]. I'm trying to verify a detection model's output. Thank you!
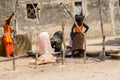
[71, 15, 89, 56]
[50, 31, 63, 52]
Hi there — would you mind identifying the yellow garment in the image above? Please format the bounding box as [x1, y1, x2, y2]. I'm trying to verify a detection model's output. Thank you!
[3, 21, 13, 57]
[3, 34, 12, 42]
[3, 24, 12, 33]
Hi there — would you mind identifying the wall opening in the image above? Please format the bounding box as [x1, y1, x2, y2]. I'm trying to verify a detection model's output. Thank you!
[26, 3, 38, 19]
[119, 0, 120, 7]
[74, 2, 83, 15]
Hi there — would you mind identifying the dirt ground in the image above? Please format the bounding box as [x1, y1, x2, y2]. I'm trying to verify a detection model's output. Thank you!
[0, 36, 120, 80]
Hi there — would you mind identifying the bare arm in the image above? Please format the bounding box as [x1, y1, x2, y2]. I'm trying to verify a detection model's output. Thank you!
[6, 12, 14, 25]
[83, 23, 89, 33]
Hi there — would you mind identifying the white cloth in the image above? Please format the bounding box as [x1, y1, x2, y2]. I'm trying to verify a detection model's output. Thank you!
[29, 54, 56, 65]
[38, 31, 53, 54]
[69, 39, 72, 47]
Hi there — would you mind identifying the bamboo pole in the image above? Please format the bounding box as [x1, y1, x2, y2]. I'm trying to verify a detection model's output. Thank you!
[84, 33, 86, 64]
[61, 18, 66, 65]
[99, 0, 106, 61]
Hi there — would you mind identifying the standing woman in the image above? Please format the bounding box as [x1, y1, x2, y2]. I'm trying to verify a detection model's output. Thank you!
[3, 13, 14, 57]
[71, 14, 89, 56]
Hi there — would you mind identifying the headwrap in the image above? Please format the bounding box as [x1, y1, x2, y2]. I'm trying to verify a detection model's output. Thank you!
[53, 31, 63, 39]
[4, 18, 9, 21]
[75, 15, 85, 25]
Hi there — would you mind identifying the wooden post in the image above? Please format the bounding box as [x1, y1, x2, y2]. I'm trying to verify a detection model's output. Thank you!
[60, 3, 81, 32]
[29, 0, 40, 68]
[35, 33, 38, 69]
[13, 45, 15, 71]
[61, 18, 66, 65]
[12, 0, 19, 71]
[84, 33, 86, 64]
[60, 3, 86, 63]
[99, 0, 106, 61]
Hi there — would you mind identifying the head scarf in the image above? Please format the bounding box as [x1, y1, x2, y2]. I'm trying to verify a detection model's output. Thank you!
[4, 18, 9, 21]
[53, 31, 63, 39]
[75, 15, 85, 25]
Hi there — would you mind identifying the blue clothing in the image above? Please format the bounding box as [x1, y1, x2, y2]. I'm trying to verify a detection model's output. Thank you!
[70, 32, 72, 39]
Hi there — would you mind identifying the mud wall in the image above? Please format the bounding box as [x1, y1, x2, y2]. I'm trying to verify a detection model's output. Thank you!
[0, 0, 119, 43]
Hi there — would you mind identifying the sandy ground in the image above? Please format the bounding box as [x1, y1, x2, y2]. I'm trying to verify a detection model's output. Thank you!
[0, 36, 120, 80]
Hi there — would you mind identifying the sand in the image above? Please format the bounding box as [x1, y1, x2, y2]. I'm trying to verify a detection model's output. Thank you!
[0, 36, 120, 80]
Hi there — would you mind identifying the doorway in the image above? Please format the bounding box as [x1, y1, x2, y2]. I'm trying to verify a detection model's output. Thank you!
[74, 2, 83, 15]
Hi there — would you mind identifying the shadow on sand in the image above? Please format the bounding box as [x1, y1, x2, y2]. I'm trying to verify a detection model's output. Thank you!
[88, 37, 120, 46]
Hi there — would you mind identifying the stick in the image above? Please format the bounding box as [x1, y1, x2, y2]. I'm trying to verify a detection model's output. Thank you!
[29, 0, 39, 24]
[84, 33, 86, 64]
[12, 38, 16, 70]
[0, 54, 28, 62]
[29, 0, 40, 68]
[60, 3, 82, 32]
[61, 18, 66, 65]
[12, 0, 18, 71]
[35, 33, 39, 68]
[60, 3, 87, 63]
[99, 0, 105, 61]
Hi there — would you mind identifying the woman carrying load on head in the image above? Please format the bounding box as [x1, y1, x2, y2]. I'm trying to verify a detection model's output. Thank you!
[71, 14, 89, 56]
[3, 12, 14, 57]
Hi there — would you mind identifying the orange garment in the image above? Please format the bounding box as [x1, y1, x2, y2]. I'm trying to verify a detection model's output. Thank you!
[3, 23, 13, 57]
[73, 24, 83, 33]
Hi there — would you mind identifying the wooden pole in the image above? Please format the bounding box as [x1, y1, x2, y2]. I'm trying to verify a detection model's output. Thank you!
[84, 33, 86, 64]
[12, 42, 15, 71]
[99, 0, 106, 61]
[61, 18, 66, 65]
[29, 0, 40, 69]
[35, 33, 38, 69]
[12, 0, 19, 71]
[60, 3, 82, 32]
[29, 0, 39, 24]
[60, 3, 86, 63]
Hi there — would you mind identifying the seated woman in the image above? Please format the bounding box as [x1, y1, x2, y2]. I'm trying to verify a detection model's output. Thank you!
[50, 31, 63, 52]
[29, 30, 56, 65]
[38, 30, 53, 54]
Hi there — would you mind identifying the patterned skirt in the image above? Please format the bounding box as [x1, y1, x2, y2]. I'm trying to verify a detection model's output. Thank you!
[72, 32, 84, 52]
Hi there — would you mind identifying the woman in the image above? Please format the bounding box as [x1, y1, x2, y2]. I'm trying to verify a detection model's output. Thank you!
[38, 30, 53, 54]
[3, 13, 14, 57]
[71, 14, 89, 57]
[50, 31, 63, 52]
